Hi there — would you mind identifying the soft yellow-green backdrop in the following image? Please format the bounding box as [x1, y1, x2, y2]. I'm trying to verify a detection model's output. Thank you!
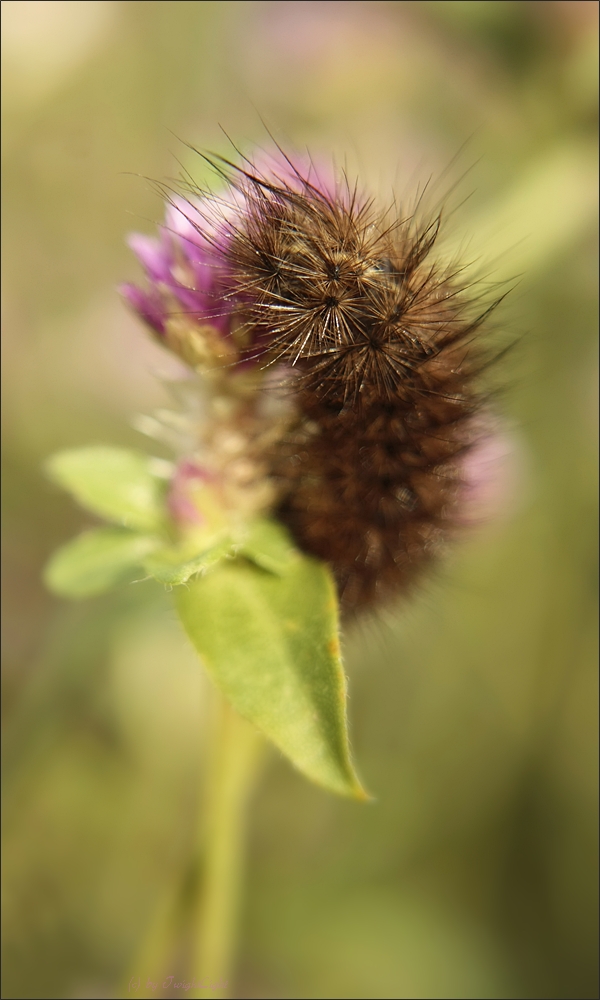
[2, 3, 598, 998]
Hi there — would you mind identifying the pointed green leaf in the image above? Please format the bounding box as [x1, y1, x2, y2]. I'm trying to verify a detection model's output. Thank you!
[175, 556, 366, 799]
[44, 527, 160, 598]
[239, 518, 299, 575]
[46, 447, 167, 531]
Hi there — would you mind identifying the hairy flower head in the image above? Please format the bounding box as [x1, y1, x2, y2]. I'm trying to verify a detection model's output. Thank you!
[124, 148, 506, 613]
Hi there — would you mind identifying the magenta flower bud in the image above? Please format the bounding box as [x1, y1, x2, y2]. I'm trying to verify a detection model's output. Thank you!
[121, 191, 244, 369]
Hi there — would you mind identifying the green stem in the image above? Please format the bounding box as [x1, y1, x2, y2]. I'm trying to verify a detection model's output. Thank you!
[189, 692, 263, 1000]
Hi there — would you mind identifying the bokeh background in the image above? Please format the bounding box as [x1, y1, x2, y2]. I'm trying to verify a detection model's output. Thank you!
[2, 2, 598, 998]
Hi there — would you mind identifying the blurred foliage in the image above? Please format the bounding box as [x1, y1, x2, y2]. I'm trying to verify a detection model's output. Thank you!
[2, 2, 598, 998]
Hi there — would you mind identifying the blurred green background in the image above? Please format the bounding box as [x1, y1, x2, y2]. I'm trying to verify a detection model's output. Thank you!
[2, 2, 598, 998]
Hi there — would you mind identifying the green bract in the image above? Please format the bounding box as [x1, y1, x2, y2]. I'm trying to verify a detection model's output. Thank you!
[44, 446, 366, 799]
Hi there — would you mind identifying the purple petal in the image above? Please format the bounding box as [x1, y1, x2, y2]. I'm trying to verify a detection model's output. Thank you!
[166, 197, 212, 251]
[120, 283, 165, 335]
[127, 233, 172, 282]
[167, 193, 240, 261]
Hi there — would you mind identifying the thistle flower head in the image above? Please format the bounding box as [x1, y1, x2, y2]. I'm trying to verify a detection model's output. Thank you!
[124, 147, 506, 613]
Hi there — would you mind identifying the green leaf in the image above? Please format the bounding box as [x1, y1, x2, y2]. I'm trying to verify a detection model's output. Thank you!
[46, 447, 167, 531]
[176, 556, 367, 799]
[44, 527, 160, 598]
[239, 518, 299, 575]
[141, 534, 236, 585]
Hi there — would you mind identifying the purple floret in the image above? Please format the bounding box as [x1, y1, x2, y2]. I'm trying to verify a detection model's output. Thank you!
[121, 191, 239, 344]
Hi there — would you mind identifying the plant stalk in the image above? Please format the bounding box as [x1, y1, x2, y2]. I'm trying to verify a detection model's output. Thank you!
[189, 692, 263, 999]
